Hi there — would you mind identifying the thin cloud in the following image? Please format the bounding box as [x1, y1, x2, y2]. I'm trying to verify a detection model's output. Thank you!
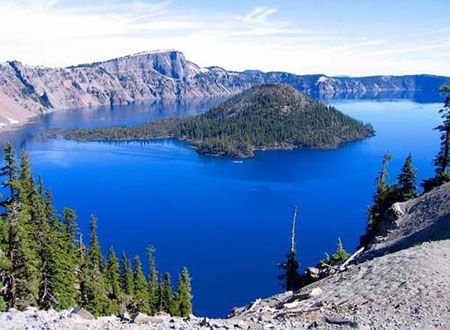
[0, 1, 448, 76]
[242, 7, 279, 23]
[371, 42, 450, 56]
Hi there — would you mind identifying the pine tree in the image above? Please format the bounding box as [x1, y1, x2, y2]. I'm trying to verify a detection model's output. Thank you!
[0, 216, 11, 311]
[160, 272, 177, 315]
[43, 189, 59, 228]
[395, 154, 418, 201]
[434, 86, 450, 176]
[120, 252, 134, 297]
[49, 224, 78, 309]
[81, 215, 108, 316]
[278, 205, 302, 291]
[88, 215, 103, 271]
[37, 194, 77, 310]
[359, 152, 396, 246]
[78, 238, 89, 308]
[132, 256, 151, 314]
[10, 150, 41, 309]
[17, 150, 35, 208]
[176, 267, 193, 317]
[0, 142, 19, 213]
[62, 207, 78, 239]
[147, 246, 159, 314]
[321, 238, 350, 266]
[423, 86, 450, 191]
[367, 152, 393, 230]
[33, 190, 54, 310]
[104, 246, 121, 314]
[53, 207, 79, 309]
[0, 142, 19, 307]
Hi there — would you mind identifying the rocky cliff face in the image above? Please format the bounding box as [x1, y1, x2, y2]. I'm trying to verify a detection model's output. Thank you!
[1, 50, 450, 127]
[1, 183, 450, 329]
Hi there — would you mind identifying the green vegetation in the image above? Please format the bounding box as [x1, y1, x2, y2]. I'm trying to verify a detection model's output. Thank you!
[360, 153, 419, 246]
[0, 142, 192, 316]
[320, 238, 350, 266]
[422, 86, 450, 191]
[57, 84, 374, 158]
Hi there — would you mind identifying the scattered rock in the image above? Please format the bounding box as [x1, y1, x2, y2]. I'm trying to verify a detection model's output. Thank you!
[325, 315, 358, 328]
[309, 287, 322, 298]
[120, 311, 132, 322]
[233, 320, 248, 329]
[199, 317, 210, 327]
[306, 267, 319, 279]
[72, 307, 94, 320]
[156, 311, 170, 317]
[58, 307, 73, 319]
[131, 312, 166, 325]
[283, 301, 302, 309]
[392, 202, 406, 218]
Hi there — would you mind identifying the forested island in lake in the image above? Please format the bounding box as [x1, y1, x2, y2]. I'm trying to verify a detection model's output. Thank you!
[56, 84, 375, 158]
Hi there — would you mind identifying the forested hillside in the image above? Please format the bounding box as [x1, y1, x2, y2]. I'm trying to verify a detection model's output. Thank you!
[0, 143, 192, 316]
[60, 84, 375, 157]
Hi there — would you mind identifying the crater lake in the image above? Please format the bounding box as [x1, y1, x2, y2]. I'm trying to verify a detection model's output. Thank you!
[0, 93, 443, 317]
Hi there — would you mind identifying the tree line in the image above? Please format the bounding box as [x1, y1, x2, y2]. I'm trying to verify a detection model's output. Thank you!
[0, 142, 192, 316]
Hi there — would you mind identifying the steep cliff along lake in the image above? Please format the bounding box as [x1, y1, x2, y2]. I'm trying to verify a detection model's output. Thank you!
[0, 93, 443, 317]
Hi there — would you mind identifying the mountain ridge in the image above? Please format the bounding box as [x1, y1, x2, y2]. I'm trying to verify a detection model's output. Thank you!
[1, 50, 450, 127]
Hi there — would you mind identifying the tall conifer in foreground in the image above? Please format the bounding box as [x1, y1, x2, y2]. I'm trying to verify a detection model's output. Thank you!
[176, 267, 193, 317]
[55, 207, 79, 309]
[105, 246, 121, 314]
[423, 86, 450, 191]
[12, 150, 40, 308]
[132, 256, 151, 314]
[395, 154, 418, 201]
[81, 215, 108, 316]
[278, 205, 302, 292]
[120, 252, 134, 298]
[147, 246, 159, 314]
[161, 272, 177, 315]
[367, 152, 393, 230]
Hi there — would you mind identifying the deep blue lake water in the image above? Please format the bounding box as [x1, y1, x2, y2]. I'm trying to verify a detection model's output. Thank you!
[0, 94, 444, 317]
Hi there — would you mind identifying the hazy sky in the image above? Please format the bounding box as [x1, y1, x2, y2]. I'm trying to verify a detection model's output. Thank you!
[1, 0, 449, 76]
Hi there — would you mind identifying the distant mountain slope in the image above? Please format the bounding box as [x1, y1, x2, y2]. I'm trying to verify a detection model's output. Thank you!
[1, 50, 450, 126]
[59, 84, 374, 157]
